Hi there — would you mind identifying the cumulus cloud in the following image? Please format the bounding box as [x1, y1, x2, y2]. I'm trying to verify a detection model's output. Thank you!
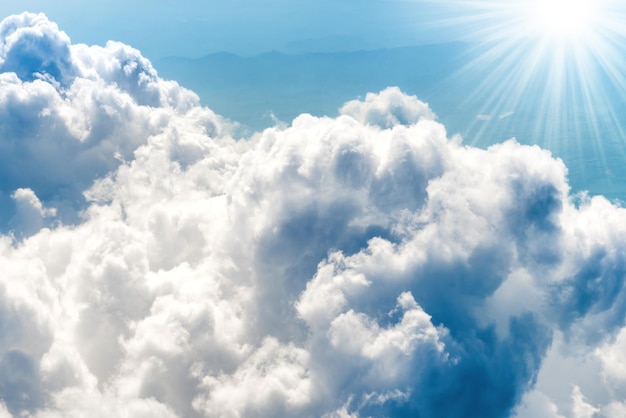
[2, 11, 626, 418]
[9, 188, 56, 238]
[340, 86, 436, 129]
[597, 327, 626, 386]
[0, 12, 227, 228]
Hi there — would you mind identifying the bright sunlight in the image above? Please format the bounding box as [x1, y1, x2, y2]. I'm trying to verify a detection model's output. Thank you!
[528, 0, 597, 40]
[430, 0, 626, 180]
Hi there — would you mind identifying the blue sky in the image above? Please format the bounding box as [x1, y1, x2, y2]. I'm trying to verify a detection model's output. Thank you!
[1, 3, 626, 418]
[0, 0, 462, 58]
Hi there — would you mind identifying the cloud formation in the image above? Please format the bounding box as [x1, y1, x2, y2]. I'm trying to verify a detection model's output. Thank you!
[0, 12, 226, 231]
[1, 11, 626, 418]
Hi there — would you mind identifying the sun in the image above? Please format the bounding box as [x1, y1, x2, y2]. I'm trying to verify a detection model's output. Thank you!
[528, 0, 597, 40]
[428, 0, 626, 178]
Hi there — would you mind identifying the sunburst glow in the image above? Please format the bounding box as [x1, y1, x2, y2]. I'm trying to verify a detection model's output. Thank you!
[429, 0, 626, 198]
[529, 0, 596, 39]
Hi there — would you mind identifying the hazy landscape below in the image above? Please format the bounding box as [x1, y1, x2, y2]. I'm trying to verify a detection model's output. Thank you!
[156, 43, 626, 201]
[156, 43, 468, 131]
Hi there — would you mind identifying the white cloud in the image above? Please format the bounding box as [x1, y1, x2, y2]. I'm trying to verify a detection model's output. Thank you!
[0, 403, 10, 418]
[597, 327, 626, 383]
[571, 386, 600, 418]
[514, 390, 566, 418]
[194, 338, 312, 417]
[9, 188, 56, 238]
[602, 401, 626, 418]
[1, 11, 626, 418]
[0, 12, 228, 229]
[340, 86, 436, 128]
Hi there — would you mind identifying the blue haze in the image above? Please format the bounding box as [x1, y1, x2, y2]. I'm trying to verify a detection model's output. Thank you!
[155, 44, 626, 202]
[0, 1, 460, 59]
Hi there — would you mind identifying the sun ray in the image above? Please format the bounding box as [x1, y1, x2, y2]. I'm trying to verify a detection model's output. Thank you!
[427, 0, 626, 198]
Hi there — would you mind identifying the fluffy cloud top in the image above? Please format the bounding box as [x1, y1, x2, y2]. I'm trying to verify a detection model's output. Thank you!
[1, 11, 626, 418]
[0, 12, 226, 230]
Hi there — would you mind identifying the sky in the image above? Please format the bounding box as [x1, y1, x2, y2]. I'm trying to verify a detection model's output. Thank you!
[1, 2, 626, 418]
[0, 0, 462, 58]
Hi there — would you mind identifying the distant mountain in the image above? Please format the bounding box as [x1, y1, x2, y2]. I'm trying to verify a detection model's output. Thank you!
[155, 43, 626, 201]
[282, 35, 376, 54]
[155, 43, 471, 133]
